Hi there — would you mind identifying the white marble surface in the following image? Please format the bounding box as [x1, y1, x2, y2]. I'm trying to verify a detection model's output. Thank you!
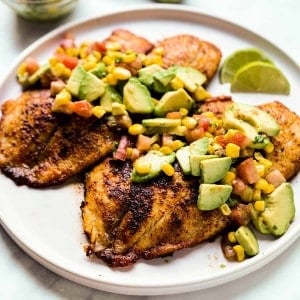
[0, 0, 299, 299]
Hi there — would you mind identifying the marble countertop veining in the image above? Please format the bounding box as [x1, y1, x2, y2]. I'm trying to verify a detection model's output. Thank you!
[0, 0, 299, 299]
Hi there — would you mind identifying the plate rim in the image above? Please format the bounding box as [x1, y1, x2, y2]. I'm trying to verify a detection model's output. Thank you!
[0, 4, 299, 296]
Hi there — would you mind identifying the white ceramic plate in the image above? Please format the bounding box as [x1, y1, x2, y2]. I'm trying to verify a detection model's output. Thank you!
[0, 6, 299, 296]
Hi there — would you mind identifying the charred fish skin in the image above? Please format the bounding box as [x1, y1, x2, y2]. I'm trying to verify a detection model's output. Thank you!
[0, 90, 119, 187]
[83, 161, 230, 267]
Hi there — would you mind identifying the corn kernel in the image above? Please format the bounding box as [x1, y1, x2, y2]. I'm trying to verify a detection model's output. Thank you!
[225, 143, 240, 158]
[221, 171, 236, 185]
[227, 232, 237, 244]
[241, 187, 254, 202]
[254, 152, 273, 169]
[126, 147, 133, 158]
[159, 146, 173, 155]
[181, 116, 197, 129]
[170, 140, 185, 151]
[102, 55, 115, 66]
[255, 178, 269, 190]
[65, 47, 79, 57]
[262, 183, 275, 194]
[17, 62, 27, 76]
[153, 47, 164, 55]
[92, 106, 106, 119]
[170, 76, 184, 90]
[161, 163, 175, 177]
[104, 73, 118, 85]
[134, 160, 151, 175]
[83, 61, 97, 71]
[151, 143, 161, 151]
[233, 245, 245, 262]
[264, 142, 274, 154]
[49, 57, 59, 66]
[55, 88, 72, 102]
[254, 200, 265, 212]
[112, 67, 131, 80]
[55, 46, 65, 55]
[255, 164, 265, 177]
[219, 203, 232, 216]
[51, 62, 67, 77]
[128, 124, 145, 135]
[253, 188, 261, 201]
[122, 53, 137, 63]
[204, 132, 213, 138]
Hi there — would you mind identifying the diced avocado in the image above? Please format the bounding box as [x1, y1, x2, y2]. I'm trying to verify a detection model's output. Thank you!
[251, 208, 272, 235]
[100, 85, 122, 112]
[169, 65, 207, 93]
[153, 68, 176, 87]
[235, 225, 259, 256]
[154, 88, 194, 117]
[197, 183, 233, 210]
[190, 154, 218, 176]
[111, 103, 128, 116]
[142, 118, 181, 128]
[223, 104, 270, 149]
[176, 146, 191, 175]
[229, 103, 280, 136]
[66, 65, 105, 102]
[123, 78, 154, 114]
[260, 183, 295, 236]
[131, 150, 176, 183]
[201, 157, 232, 183]
[189, 137, 210, 155]
[138, 64, 164, 87]
[90, 62, 106, 78]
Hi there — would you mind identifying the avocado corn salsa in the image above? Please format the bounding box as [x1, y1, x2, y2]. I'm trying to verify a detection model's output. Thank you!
[16, 32, 295, 263]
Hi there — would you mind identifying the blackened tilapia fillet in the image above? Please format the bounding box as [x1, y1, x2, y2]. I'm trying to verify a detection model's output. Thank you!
[0, 90, 119, 187]
[82, 159, 230, 267]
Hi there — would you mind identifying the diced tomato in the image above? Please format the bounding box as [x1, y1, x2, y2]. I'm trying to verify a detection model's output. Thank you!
[56, 54, 78, 70]
[185, 127, 205, 143]
[25, 57, 39, 75]
[71, 100, 93, 118]
[162, 134, 173, 147]
[215, 135, 228, 148]
[265, 169, 286, 187]
[230, 132, 251, 148]
[91, 41, 107, 53]
[232, 178, 248, 196]
[193, 114, 210, 131]
[236, 158, 260, 184]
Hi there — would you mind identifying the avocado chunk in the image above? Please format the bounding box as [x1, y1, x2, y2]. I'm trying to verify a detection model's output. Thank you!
[66, 65, 105, 102]
[123, 78, 154, 114]
[131, 150, 176, 183]
[138, 64, 164, 87]
[90, 62, 106, 78]
[100, 85, 122, 112]
[260, 182, 295, 236]
[235, 225, 259, 256]
[190, 155, 218, 176]
[201, 157, 232, 183]
[170, 65, 207, 92]
[251, 208, 272, 235]
[197, 183, 233, 210]
[229, 103, 280, 136]
[142, 118, 181, 128]
[176, 146, 191, 175]
[154, 88, 194, 117]
[153, 68, 176, 87]
[189, 137, 210, 155]
[223, 104, 271, 149]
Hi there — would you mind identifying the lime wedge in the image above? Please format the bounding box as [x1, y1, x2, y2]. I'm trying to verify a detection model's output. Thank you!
[231, 61, 290, 95]
[219, 48, 272, 83]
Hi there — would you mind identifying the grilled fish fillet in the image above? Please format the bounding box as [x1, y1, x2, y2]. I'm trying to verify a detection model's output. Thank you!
[258, 101, 300, 180]
[151, 34, 222, 81]
[0, 90, 119, 187]
[82, 159, 230, 267]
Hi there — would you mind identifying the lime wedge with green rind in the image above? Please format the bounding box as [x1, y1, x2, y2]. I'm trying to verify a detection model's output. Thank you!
[219, 48, 272, 84]
[231, 61, 290, 95]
